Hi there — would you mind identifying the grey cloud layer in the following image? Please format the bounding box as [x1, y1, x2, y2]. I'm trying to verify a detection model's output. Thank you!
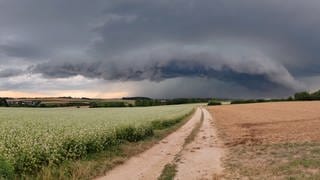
[1, 0, 320, 97]
[0, 68, 24, 78]
[33, 45, 302, 91]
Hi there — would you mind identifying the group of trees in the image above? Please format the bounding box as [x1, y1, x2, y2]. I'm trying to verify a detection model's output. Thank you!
[135, 99, 163, 107]
[294, 90, 320, 101]
[207, 100, 222, 106]
[0, 98, 8, 107]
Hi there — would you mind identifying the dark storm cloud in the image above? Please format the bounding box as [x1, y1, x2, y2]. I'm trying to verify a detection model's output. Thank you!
[33, 46, 301, 91]
[89, 0, 320, 82]
[93, 0, 320, 60]
[0, 43, 43, 58]
[131, 78, 296, 99]
[0, 68, 24, 78]
[2, 0, 320, 97]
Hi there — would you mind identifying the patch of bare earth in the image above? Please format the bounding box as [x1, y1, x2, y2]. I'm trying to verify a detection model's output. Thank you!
[96, 108, 203, 180]
[175, 108, 224, 180]
[208, 101, 320, 179]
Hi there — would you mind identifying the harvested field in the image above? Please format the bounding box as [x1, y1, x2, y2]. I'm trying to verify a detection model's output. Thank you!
[207, 101, 320, 179]
[209, 101, 320, 145]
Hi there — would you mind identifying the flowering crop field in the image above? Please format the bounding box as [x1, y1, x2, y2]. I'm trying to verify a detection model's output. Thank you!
[0, 104, 195, 175]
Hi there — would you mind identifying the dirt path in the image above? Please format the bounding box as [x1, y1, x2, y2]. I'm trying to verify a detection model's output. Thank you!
[175, 108, 224, 180]
[96, 108, 202, 180]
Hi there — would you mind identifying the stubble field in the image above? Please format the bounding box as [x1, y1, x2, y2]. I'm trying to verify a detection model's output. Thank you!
[208, 101, 320, 179]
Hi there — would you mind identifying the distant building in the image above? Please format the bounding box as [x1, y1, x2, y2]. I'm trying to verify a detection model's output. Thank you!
[7, 100, 41, 106]
[160, 99, 167, 103]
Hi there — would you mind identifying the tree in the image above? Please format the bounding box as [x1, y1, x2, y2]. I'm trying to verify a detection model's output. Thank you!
[294, 92, 311, 100]
[311, 90, 320, 100]
[0, 98, 8, 107]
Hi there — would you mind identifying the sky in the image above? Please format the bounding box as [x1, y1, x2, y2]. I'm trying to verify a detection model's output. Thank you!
[0, 0, 320, 99]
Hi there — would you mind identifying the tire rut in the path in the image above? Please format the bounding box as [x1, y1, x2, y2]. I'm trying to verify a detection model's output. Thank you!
[96, 108, 202, 180]
[174, 108, 225, 180]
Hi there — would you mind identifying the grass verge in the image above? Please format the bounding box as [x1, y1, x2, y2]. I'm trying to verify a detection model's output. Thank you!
[17, 109, 195, 180]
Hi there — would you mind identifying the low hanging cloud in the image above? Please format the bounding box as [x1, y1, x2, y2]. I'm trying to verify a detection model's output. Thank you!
[0, 68, 24, 78]
[33, 45, 303, 91]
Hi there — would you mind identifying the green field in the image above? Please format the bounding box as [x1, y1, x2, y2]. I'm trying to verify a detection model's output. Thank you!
[0, 105, 195, 177]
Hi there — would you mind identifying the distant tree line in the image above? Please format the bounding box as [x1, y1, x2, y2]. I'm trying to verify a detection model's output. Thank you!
[88, 98, 210, 108]
[209, 89, 320, 106]
[122, 97, 152, 100]
[294, 90, 320, 101]
[89, 101, 129, 108]
[4, 89, 320, 108]
[229, 98, 293, 105]
[0, 98, 92, 108]
[135, 98, 210, 107]
[39, 102, 89, 108]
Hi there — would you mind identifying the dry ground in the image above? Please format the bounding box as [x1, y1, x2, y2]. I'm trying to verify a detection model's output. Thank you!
[97, 108, 224, 180]
[208, 101, 320, 179]
[175, 109, 224, 180]
[97, 108, 203, 180]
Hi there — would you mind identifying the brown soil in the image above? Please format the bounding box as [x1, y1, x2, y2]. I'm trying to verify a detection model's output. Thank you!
[175, 108, 224, 180]
[207, 101, 320, 145]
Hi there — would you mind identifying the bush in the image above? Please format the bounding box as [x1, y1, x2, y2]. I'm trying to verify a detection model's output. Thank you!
[231, 99, 257, 104]
[89, 102, 126, 108]
[294, 92, 312, 101]
[115, 126, 154, 142]
[294, 90, 320, 101]
[208, 101, 222, 106]
[0, 156, 14, 179]
[151, 119, 180, 129]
